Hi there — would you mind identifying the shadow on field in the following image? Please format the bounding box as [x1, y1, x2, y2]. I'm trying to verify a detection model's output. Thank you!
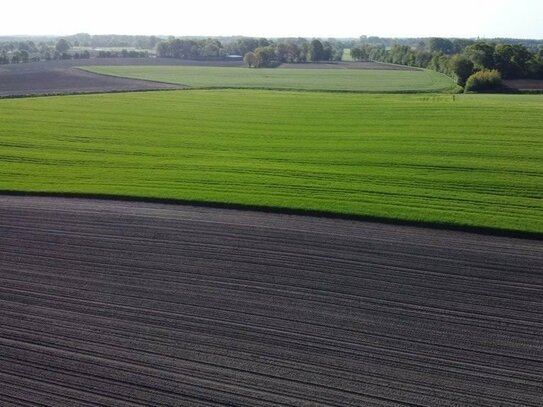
[1, 190, 541, 240]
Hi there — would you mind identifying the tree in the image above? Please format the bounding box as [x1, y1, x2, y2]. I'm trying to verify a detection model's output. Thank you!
[448, 55, 474, 86]
[156, 41, 171, 58]
[0, 51, 9, 64]
[310, 39, 324, 62]
[10, 51, 22, 64]
[493, 44, 518, 78]
[286, 43, 302, 62]
[258, 38, 271, 47]
[452, 38, 475, 53]
[19, 50, 29, 63]
[227, 38, 259, 56]
[414, 51, 432, 68]
[429, 38, 454, 54]
[243, 51, 257, 68]
[148, 36, 160, 49]
[509, 44, 532, 78]
[321, 41, 335, 61]
[254, 46, 276, 67]
[350, 46, 369, 61]
[350, 47, 361, 61]
[275, 43, 290, 63]
[526, 52, 543, 79]
[464, 42, 495, 70]
[56, 38, 71, 54]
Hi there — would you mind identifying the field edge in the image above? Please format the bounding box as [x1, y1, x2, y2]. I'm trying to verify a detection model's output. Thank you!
[2, 190, 541, 240]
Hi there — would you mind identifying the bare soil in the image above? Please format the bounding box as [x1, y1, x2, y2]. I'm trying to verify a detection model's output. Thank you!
[503, 79, 543, 91]
[0, 196, 541, 406]
[0, 58, 245, 97]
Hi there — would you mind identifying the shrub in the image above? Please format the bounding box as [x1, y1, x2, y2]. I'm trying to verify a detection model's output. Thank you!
[465, 69, 502, 92]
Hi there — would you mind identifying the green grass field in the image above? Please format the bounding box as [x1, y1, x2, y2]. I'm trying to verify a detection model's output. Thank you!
[342, 49, 353, 61]
[83, 65, 457, 93]
[1, 91, 541, 233]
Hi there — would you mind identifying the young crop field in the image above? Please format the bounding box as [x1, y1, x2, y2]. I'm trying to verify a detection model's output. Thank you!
[342, 49, 354, 61]
[83, 65, 458, 92]
[0, 90, 541, 233]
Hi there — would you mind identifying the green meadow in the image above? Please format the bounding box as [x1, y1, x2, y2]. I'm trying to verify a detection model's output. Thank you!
[83, 65, 457, 93]
[1, 90, 541, 233]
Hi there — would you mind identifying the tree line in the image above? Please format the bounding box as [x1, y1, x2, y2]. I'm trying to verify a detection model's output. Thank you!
[239, 38, 344, 67]
[0, 38, 151, 65]
[0, 39, 82, 64]
[155, 37, 345, 67]
[350, 38, 543, 90]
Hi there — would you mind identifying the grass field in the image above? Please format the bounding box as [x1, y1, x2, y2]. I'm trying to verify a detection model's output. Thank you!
[0, 90, 541, 233]
[342, 49, 353, 61]
[83, 65, 458, 93]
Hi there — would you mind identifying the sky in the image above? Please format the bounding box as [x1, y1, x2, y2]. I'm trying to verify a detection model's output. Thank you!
[3, 0, 543, 39]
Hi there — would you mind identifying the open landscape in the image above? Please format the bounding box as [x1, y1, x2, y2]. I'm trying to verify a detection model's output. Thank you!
[1, 3, 543, 405]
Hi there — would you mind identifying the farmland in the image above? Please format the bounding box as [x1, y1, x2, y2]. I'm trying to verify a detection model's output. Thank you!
[1, 53, 542, 407]
[0, 90, 541, 233]
[1, 195, 541, 406]
[0, 58, 242, 97]
[83, 65, 458, 92]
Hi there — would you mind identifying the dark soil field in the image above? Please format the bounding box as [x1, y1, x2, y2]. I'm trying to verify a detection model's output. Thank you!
[1, 196, 541, 406]
[503, 79, 543, 91]
[0, 58, 247, 97]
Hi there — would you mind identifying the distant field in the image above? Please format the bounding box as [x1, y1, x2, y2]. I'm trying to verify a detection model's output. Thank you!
[342, 49, 353, 61]
[0, 90, 541, 233]
[83, 65, 457, 92]
[504, 79, 543, 91]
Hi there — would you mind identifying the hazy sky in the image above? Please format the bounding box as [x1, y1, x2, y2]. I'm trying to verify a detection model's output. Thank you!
[3, 0, 543, 39]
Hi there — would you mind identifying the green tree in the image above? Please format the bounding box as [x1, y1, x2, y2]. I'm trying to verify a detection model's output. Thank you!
[310, 39, 324, 62]
[429, 38, 454, 54]
[448, 55, 474, 86]
[254, 46, 276, 67]
[0, 51, 9, 64]
[350, 47, 361, 61]
[19, 50, 29, 63]
[275, 43, 290, 63]
[10, 51, 22, 63]
[156, 41, 171, 58]
[56, 38, 71, 54]
[243, 51, 257, 68]
[493, 44, 518, 78]
[464, 42, 495, 70]
[351, 46, 369, 61]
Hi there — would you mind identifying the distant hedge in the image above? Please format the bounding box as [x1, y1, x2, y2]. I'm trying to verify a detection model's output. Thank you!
[465, 70, 502, 92]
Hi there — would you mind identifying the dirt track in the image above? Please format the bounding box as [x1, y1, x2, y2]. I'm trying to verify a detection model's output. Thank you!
[0, 196, 542, 406]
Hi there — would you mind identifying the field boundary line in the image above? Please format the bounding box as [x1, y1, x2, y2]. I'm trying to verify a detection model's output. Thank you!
[1, 190, 541, 241]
